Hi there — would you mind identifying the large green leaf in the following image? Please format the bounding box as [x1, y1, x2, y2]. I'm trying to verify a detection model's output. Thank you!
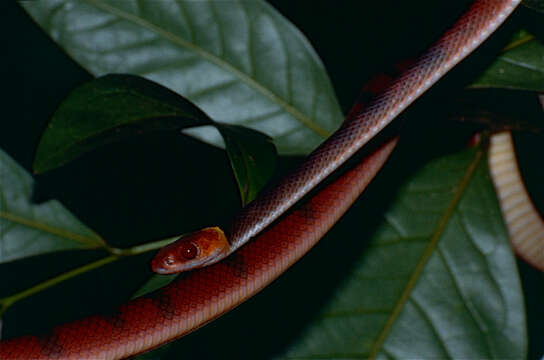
[33, 73, 277, 206]
[21, 0, 343, 155]
[0, 150, 104, 263]
[3, 3, 529, 358]
[218, 124, 277, 206]
[33, 74, 213, 174]
[275, 146, 526, 359]
[472, 31, 544, 91]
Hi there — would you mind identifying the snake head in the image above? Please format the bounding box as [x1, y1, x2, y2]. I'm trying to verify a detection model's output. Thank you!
[151, 227, 229, 274]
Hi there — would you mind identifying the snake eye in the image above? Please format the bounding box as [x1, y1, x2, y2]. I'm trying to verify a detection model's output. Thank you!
[180, 242, 198, 260]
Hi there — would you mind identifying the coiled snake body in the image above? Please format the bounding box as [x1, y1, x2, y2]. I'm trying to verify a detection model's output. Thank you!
[0, 1, 522, 358]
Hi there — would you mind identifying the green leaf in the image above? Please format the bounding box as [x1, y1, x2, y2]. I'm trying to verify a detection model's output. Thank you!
[131, 274, 178, 299]
[275, 146, 526, 359]
[218, 124, 277, 206]
[0, 149, 104, 263]
[33, 74, 212, 173]
[523, 0, 544, 14]
[472, 31, 544, 91]
[22, 0, 343, 155]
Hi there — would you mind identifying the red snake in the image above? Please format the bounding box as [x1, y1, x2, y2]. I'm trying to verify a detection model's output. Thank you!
[0, 1, 521, 358]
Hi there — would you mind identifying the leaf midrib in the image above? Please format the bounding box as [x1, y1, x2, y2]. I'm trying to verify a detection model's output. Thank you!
[501, 56, 544, 74]
[367, 148, 485, 359]
[85, 0, 329, 138]
[0, 211, 104, 246]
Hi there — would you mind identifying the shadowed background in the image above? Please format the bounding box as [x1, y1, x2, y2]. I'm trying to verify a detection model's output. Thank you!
[1, 1, 542, 358]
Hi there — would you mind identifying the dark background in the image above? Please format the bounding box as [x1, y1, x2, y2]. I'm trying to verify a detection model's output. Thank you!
[1, 1, 543, 358]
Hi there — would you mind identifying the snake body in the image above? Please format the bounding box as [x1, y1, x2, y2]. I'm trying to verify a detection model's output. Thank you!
[0, 1, 521, 358]
[489, 131, 544, 269]
[226, 0, 521, 252]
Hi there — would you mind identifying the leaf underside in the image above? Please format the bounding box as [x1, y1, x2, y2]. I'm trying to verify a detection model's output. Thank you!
[218, 124, 277, 206]
[275, 147, 526, 359]
[0, 149, 103, 264]
[22, 0, 344, 155]
[472, 34, 544, 92]
[5, 2, 529, 359]
[33, 74, 213, 173]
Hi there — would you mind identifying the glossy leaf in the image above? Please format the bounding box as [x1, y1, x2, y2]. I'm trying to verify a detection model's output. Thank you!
[472, 31, 544, 91]
[22, 0, 343, 155]
[218, 124, 277, 206]
[5, 2, 530, 358]
[0, 149, 104, 263]
[33, 72, 276, 206]
[276, 147, 526, 359]
[131, 274, 177, 299]
[33, 74, 213, 173]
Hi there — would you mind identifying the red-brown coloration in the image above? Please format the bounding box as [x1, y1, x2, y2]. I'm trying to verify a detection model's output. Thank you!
[0, 137, 398, 360]
[0, 1, 520, 358]
[224, 0, 522, 255]
[180, 243, 198, 260]
[151, 227, 229, 274]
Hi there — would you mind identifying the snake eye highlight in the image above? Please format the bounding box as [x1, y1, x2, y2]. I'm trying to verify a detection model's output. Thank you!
[180, 242, 198, 260]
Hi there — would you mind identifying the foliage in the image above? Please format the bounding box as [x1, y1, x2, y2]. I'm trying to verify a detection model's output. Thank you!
[1, 1, 543, 358]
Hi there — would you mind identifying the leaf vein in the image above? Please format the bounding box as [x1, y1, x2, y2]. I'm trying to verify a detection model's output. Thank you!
[455, 208, 507, 327]
[408, 296, 452, 358]
[367, 148, 484, 359]
[84, 0, 329, 137]
[0, 211, 103, 247]
[501, 56, 544, 74]
[190, 79, 239, 99]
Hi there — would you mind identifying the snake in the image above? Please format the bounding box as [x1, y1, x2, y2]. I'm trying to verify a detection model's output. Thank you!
[0, 1, 523, 358]
[489, 131, 544, 269]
